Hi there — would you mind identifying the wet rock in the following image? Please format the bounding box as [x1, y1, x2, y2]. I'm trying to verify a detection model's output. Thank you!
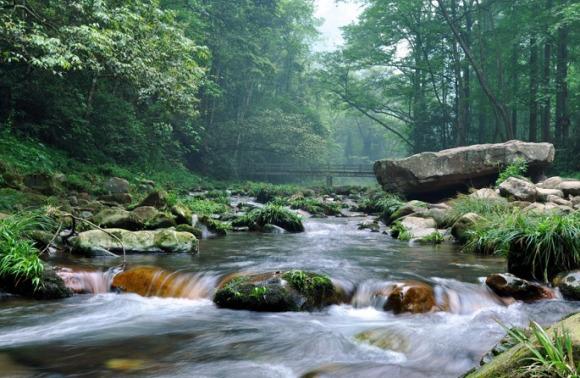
[451, 212, 484, 244]
[553, 270, 580, 301]
[374, 140, 554, 199]
[171, 204, 192, 225]
[91, 208, 142, 230]
[175, 224, 202, 239]
[0, 263, 72, 300]
[112, 266, 211, 299]
[388, 200, 427, 223]
[104, 177, 130, 194]
[469, 188, 500, 199]
[498, 177, 537, 202]
[355, 327, 410, 353]
[485, 273, 554, 301]
[384, 281, 436, 314]
[72, 228, 198, 256]
[137, 190, 168, 209]
[398, 216, 437, 239]
[262, 224, 287, 234]
[213, 270, 343, 312]
[23, 173, 59, 195]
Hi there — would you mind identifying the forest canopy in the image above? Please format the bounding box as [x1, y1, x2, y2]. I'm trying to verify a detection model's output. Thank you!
[1, 0, 579, 178]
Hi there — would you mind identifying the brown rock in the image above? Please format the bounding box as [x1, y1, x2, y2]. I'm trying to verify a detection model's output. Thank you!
[485, 273, 555, 302]
[384, 281, 436, 314]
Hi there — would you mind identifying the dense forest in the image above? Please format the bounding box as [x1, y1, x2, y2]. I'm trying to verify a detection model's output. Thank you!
[1, 0, 579, 177]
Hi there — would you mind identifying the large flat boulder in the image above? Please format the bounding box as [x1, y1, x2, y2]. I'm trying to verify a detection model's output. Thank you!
[374, 140, 554, 199]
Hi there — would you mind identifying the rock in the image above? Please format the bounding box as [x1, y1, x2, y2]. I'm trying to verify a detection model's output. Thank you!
[104, 177, 130, 194]
[553, 270, 580, 301]
[72, 228, 198, 256]
[451, 212, 484, 243]
[498, 177, 537, 202]
[537, 176, 563, 189]
[522, 202, 561, 215]
[571, 196, 580, 207]
[374, 140, 554, 199]
[175, 224, 202, 239]
[485, 273, 554, 301]
[384, 281, 436, 314]
[91, 208, 142, 230]
[355, 327, 410, 353]
[131, 206, 175, 229]
[387, 200, 427, 223]
[470, 188, 500, 199]
[559, 180, 580, 197]
[465, 313, 580, 378]
[112, 266, 211, 299]
[536, 187, 564, 202]
[98, 193, 133, 205]
[0, 263, 72, 300]
[547, 195, 572, 207]
[23, 173, 59, 195]
[137, 190, 168, 209]
[0, 212, 8, 220]
[398, 216, 437, 239]
[213, 270, 343, 312]
[171, 204, 192, 225]
[262, 224, 287, 234]
[358, 220, 380, 232]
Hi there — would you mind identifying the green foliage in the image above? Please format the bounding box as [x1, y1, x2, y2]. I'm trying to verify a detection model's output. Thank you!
[445, 194, 512, 226]
[288, 198, 342, 216]
[390, 221, 412, 241]
[358, 193, 405, 220]
[496, 158, 529, 186]
[0, 213, 48, 289]
[233, 204, 304, 233]
[464, 211, 580, 282]
[181, 198, 229, 216]
[505, 321, 579, 378]
[421, 231, 444, 245]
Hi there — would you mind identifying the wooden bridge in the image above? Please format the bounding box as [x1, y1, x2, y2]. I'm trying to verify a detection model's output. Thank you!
[247, 163, 376, 186]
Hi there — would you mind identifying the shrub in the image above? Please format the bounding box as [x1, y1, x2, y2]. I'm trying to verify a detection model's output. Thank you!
[233, 204, 304, 233]
[181, 198, 229, 216]
[505, 321, 578, 378]
[0, 213, 48, 289]
[358, 193, 404, 219]
[496, 158, 528, 186]
[464, 211, 580, 282]
[390, 221, 412, 241]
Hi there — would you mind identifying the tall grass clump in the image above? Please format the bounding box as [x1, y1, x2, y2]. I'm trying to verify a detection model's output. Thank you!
[288, 198, 342, 216]
[505, 321, 579, 378]
[496, 157, 528, 186]
[233, 204, 304, 233]
[445, 194, 512, 225]
[0, 213, 49, 289]
[464, 211, 580, 282]
[358, 193, 404, 219]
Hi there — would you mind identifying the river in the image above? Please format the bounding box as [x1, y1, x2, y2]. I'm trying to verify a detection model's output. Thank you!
[0, 217, 578, 377]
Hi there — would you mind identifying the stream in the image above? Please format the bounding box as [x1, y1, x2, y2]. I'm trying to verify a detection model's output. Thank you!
[0, 217, 578, 377]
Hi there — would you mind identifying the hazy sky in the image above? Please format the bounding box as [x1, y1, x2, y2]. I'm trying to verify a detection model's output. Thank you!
[313, 0, 362, 51]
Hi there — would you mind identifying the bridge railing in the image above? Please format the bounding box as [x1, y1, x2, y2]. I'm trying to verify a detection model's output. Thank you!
[245, 163, 376, 177]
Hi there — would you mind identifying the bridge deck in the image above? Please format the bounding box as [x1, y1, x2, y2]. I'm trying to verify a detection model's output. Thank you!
[249, 163, 376, 177]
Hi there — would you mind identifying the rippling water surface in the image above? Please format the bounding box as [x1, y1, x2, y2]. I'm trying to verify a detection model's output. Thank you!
[0, 218, 578, 377]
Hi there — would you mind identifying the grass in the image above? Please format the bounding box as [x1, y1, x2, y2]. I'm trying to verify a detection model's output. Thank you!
[287, 198, 342, 216]
[358, 193, 404, 219]
[505, 321, 578, 378]
[496, 158, 528, 186]
[180, 197, 229, 216]
[421, 231, 444, 244]
[390, 221, 412, 241]
[0, 212, 50, 289]
[282, 270, 334, 301]
[445, 194, 512, 226]
[233, 204, 304, 233]
[464, 211, 580, 282]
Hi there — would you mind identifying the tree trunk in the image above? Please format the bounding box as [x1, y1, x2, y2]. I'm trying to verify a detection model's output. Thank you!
[555, 22, 569, 144]
[529, 36, 539, 142]
[540, 0, 553, 142]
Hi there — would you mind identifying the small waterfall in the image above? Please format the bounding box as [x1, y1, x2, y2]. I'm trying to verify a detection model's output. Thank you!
[56, 267, 121, 294]
[350, 278, 507, 314]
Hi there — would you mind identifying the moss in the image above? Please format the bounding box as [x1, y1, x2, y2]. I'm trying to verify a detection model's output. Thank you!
[288, 198, 342, 216]
[420, 231, 444, 245]
[232, 204, 304, 233]
[0, 188, 49, 212]
[214, 276, 297, 312]
[282, 270, 335, 307]
[199, 215, 231, 235]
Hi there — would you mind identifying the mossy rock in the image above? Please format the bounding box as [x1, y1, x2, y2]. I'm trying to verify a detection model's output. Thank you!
[91, 208, 143, 230]
[0, 263, 72, 300]
[213, 270, 342, 312]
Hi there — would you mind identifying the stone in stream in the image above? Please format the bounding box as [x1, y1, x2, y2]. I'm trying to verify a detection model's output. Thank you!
[213, 270, 345, 312]
[72, 228, 198, 256]
[383, 281, 437, 314]
[355, 327, 410, 353]
[91, 206, 177, 231]
[451, 212, 485, 244]
[485, 273, 554, 302]
[374, 140, 554, 199]
[0, 263, 71, 300]
[112, 266, 213, 299]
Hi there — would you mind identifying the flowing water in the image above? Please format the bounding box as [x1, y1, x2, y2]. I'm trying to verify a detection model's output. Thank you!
[0, 218, 578, 377]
